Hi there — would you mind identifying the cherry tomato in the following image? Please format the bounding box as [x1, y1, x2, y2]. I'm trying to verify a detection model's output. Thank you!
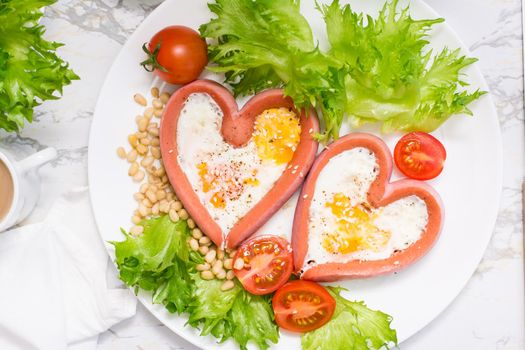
[233, 235, 293, 295]
[140, 26, 208, 84]
[272, 280, 336, 333]
[393, 132, 446, 180]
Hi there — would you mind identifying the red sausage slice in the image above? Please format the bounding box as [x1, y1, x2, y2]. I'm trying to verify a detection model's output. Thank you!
[292, 133, 444, 281]
[160, 80, 319, 248]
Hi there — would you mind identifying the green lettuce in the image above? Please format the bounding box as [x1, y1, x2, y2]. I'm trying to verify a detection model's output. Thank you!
[112, 216, 195, 313]
[201, 0, 484, 141]
[0, 0, 78, 132]
[302, 287, 397, 350]
[188, 275, 279, 350]
[199, 0, 333, 106]
[229, 289, 280, 350]
[112, 215, 278, 350]
[321, 0, 485, 133]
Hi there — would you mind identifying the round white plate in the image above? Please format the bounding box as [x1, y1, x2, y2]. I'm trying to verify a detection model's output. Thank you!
[88, 0, 502, 349]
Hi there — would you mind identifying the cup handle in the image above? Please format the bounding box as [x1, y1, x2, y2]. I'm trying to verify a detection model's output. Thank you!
[16, 147, 57, 174]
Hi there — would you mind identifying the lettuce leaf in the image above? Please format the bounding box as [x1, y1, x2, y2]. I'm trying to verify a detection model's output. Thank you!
[321, 0, 485, 133]
[113, 215, 279, 350]
[187, 274, 279, 350]
[188, 274, 241, 337]
[0, 0, 78, 132]
[201, 0, 484, 141]
[229, 289, 280, 350]
[302, 287, 397, 350]
[199, 0, 332, 106]
[112, 216, 195, 313]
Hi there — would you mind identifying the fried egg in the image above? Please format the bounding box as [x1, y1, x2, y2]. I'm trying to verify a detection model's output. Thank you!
[305, 147, 428, 269]
[177, 93, 301, 237]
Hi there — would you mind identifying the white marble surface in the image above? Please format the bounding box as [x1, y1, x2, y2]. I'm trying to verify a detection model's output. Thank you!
[0, 0, 523, 349]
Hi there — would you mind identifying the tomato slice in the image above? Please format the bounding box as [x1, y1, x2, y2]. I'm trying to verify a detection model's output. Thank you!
[393, 132, 446, 180]
[233, 235, 293, 295]
[272, 280, 336, 333]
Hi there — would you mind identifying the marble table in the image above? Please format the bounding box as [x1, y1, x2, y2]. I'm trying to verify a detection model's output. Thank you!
[0, 0, 522, 349]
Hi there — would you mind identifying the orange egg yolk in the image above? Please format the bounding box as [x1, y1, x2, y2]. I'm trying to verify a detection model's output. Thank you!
[197, 162, 259, 209]
[322, 193, 390, 254]
[253, 108, 301, 165]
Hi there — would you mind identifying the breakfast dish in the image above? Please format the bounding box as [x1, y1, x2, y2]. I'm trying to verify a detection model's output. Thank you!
[293, 133, 443, 281]
[160, 80, 319, 248]
[88, 0, 502, 349]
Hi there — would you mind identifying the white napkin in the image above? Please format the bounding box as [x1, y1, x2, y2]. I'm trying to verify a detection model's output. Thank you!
[0, 188, 137, 350]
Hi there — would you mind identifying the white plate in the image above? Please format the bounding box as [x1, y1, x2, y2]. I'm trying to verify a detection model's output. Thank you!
[88, 0, 502, 349]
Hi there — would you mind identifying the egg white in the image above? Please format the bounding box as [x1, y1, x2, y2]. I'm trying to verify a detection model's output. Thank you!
[177, 93, 288, 238]
[304, 147, 428, 271]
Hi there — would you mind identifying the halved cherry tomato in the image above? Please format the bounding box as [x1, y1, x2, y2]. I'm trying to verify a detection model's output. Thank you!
[233, 235, 293, 295]
[272, 280, 336, 333]
[393, 132, 446, 180]
[140, 26, 208, 84]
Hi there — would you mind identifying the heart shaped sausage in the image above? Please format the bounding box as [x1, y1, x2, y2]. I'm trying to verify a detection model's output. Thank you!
[292, 133, 444, 281]
[160, 80, 319, 248]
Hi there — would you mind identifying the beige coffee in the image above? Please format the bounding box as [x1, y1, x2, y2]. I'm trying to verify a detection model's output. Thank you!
[0, 159, 14, 221]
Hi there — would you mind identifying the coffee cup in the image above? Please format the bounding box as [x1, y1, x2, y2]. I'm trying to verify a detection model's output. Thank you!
[0, 147, 57, 232]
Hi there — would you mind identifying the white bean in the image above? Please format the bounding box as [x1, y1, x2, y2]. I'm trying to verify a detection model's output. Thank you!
[133, 93, 147, 106]
[152, 99, 163, 109]
[133, 170, 145, 182]
[189, 238, 199, 251]
[130, 225, 144, 235]
[154, 109, 163, 118]
[196, 263, 210, 271]
[141, 156, 154, 167]
[212, 260, 223, 273]
[168, 209, 179, 222]
[144, 107, 154, 119]
[137, 118, 148, 132]
[221, 280, 235, 291]
[215, 270, 226, 280]
[151, 203, 159, 215]
[160, 92, 171, 104]
[199, 236, 210, 245]
[127, 150, 138, 163]
[128, 163, 139, 176]
[223, 259, 233, 270]
[139, 183, 149, 193]
[233, 258, 244, 270]
[205, 249, 217, 263]
[201, 271, 214, 280]
[178, 209, 189, 220]
[151, 87, 159, 98]
[145, 190, 157, 203]
[192, 228, 203, 239]
[116, 147, 126, 159]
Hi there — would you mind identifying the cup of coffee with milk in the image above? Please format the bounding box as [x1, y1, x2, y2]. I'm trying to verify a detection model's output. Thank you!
[0, 147, 57, 232]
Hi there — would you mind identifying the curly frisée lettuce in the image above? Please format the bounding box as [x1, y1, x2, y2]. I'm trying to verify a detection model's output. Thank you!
[112, 216, 279, 350]
[320, 0, 485, 133]
[189, 275, 279, 349]
[200, 0, 484, 141]
[302, 287, 397, 350]
[0, 0, 79, 132]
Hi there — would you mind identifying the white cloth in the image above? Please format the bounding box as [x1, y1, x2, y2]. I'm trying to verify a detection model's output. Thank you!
[0, 188, 137, 350]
